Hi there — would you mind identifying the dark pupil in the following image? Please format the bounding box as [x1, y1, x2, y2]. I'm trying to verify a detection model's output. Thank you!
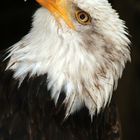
[80, 13, 86, 20]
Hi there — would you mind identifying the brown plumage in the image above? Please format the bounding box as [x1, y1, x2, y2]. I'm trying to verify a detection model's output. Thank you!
[0, 0, 130, 139]
[0, 58, 121, 140]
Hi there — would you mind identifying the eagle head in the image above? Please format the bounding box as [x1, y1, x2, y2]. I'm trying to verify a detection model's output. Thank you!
[6, 0, 130, 118]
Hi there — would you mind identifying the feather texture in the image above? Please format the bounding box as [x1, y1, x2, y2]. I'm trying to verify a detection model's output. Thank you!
[0, 0, 130, 139]
[6, 5, 130, 117]
[0, 55, 121, 140]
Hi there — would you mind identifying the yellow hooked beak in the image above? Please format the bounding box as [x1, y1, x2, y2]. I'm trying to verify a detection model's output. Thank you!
[36, 0, 75, 29]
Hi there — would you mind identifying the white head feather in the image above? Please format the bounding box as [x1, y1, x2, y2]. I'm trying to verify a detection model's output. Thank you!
[6, 0, 130, 117]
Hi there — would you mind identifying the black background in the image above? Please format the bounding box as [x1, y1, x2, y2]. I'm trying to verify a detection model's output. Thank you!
[0, 0, 140, 140]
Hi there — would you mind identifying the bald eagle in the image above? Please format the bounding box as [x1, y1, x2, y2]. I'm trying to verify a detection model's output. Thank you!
[0, 0, 130, 140]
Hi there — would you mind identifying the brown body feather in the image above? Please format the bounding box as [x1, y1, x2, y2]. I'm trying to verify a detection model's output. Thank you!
[0, 53, 121, 140]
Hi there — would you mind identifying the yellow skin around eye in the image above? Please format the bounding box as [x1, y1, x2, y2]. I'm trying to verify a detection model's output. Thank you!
[36, 0, 91, 29]
[75, 10, 92, 25]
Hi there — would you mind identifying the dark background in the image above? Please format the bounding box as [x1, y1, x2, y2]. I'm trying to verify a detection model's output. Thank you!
[0, 0, 140, 140]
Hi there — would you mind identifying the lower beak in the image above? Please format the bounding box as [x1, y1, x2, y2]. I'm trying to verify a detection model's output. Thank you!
[36, 0, 75, 29]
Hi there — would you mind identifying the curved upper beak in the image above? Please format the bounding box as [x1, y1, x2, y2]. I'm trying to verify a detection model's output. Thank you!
[36, 0, 75, 29]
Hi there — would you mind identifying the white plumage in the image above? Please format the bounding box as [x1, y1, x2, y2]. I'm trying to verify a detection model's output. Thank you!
[6, 0, 130, 117]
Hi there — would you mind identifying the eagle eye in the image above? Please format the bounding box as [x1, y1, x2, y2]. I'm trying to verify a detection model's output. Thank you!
[75, 10, 91, 25]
